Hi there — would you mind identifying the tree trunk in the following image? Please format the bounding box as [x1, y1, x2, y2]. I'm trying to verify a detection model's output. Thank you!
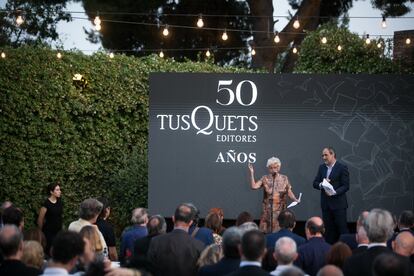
[248, 0, 322, 72]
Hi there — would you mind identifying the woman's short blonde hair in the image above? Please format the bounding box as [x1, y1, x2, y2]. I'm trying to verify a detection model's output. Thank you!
[266, 157, 281, 167]
[22, 240, 44, 270]
[196, 244, 223, 268]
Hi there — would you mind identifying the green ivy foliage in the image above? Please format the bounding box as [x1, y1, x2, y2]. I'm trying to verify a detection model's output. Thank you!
[0, 46, 252, 234]
[294, 23, 413, 74]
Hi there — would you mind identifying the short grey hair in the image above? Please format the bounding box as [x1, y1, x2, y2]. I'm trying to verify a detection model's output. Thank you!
[222, 226, 242, 258]
[267, 157, 281, 167]
[363, 208, 394, 243]
[275, 237, 297, 265]
[131, 208, 148, 224]
[79, 198, 103, 220]
[238, 221, 259, 235]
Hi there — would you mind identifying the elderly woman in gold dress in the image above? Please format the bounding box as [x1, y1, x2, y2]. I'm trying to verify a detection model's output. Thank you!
[248, 157, 300, 233]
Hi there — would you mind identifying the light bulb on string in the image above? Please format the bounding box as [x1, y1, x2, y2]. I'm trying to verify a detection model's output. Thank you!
[251, 48, 256, 56]
[377, 38, 382, 48]
[206, 50, 211, 57]
[95, 24, 101, 31]
[162, 25, 169, 37]
[196, 16, 204, 28]
[381, 16, 387, 28]
[293, 18, 300, 29]
[292, 47, 298, 54]
[321, 37, 327, 44]
[365, 34, 371, 45]
[222, 30, 228, 41]
[1, 52, 5, 58]
[94, 16, 101, 26]
[406, 38, 411, 45]
[109, 52, 114, 58]
[337, 45, 342, 51]
[159, 51, 164, 58]
[56, 52, 62, 59]
[274, 33, 280, 43]
[16, 15, 24, 25]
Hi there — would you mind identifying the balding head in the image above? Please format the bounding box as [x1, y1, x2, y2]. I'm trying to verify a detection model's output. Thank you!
[305, 217, 325, 239]
[317, 265, 343, 276]
[0, 224, 23, 259]
[356, 211, 369, 229]
[393, 232, 414, 257]
[356, 225, 369, 245]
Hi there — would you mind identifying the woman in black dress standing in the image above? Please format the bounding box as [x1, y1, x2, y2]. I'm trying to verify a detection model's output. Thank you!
[37, 182, 63, 256]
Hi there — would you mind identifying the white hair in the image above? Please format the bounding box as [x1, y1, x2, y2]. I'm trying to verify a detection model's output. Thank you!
[266, 157, 281, 167]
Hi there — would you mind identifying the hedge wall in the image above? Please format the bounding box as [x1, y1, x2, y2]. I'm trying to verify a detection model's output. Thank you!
[0, 46, 251, 233]
[295, 23, 413, 74]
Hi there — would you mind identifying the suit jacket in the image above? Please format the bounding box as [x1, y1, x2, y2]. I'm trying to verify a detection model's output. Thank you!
[343, 246, 391, 276]
[294, 237, 331, 276]
[312, 161, 349, 210]
[339, 233, 358, 250]
[0, 259, 40, 276]
[266, 229, 306, 249]
[198, 257, 240, 276]
[352, 245, 368, 255]
[189, 225, 215, 246]
[147, 228, 205, 276]
[226, 265, 270, 276]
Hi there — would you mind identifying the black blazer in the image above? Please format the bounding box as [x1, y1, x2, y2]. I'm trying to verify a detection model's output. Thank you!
[343, 246, 391, 276]
[313, 161, 349, 210]
[198, 257, 240, 276]
[226, 265, 269, 276]
[147, 228, 205, 276]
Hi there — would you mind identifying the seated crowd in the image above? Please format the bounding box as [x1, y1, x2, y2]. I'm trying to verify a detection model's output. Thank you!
[0, 199, 413, 276]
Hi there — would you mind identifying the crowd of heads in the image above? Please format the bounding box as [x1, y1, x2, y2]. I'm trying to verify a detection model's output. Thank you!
[1, 196, 413, 276]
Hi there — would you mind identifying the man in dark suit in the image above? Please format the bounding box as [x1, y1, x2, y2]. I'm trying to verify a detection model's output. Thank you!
[198, 226, 241, 276]
[294, 217, 331, 276]
[343, 208, 408, 276]
[0, 225, 39, 276]
[313, 147, 350, 244]
[147, 203, 205, 276]
[266, 209, 306, 249]
[227, 229, 269, 276]
[339, 211, 369, 250]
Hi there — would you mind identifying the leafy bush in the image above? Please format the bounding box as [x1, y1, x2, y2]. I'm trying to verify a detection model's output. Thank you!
[294, 23, 412, 74]
[0, 46, 252, 233]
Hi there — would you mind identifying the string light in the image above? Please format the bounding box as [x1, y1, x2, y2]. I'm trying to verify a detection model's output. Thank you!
[162, 25, 169, 36]
[159, 50, 164, 58]
[377, 38, 382, 48]
[1, 52, 5, 58]
[251, 48, 256, 56]
[109, 52, 114, 58]
[94, 15, 102, 31]
[337, 45, 342, 51]
[274, 33, 280, 43]
[321, 37, 327, 44]
[365, 34, 371, 44]
[56, 52, 62, 59]
[381, 16, 387, 28]
[221, 30, 228, 41]
[292, 47, 298, 54]
[16, 15, 24, 25]
[206, 50, 211, 57]
[196, 15, 204, 28]
[406, 38, 411, 45]
[293, 17, 300, 29]
[94, 16, 101, 26]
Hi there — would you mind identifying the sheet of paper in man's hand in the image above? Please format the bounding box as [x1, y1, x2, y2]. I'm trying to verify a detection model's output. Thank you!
[322, 179, 336, 195]
[287, 193, 302, 208]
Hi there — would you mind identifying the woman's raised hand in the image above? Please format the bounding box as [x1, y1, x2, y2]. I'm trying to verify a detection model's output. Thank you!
[248, 163, 254, 174]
